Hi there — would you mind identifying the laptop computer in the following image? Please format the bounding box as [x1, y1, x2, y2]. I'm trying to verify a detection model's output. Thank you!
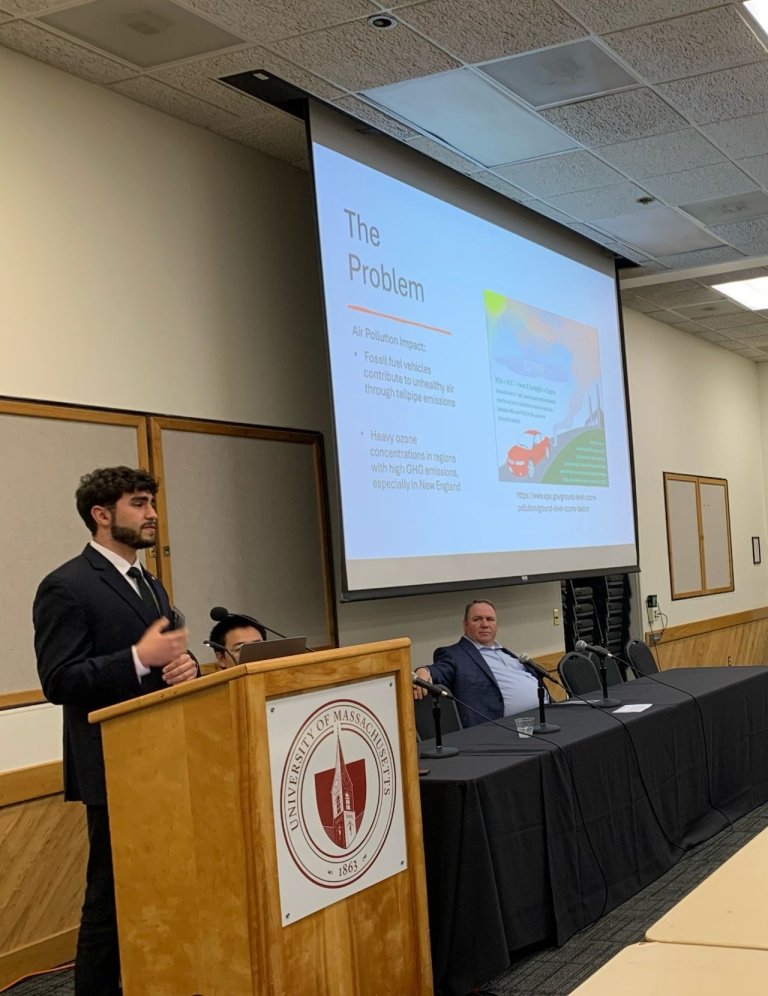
[238, 636, 308, 664]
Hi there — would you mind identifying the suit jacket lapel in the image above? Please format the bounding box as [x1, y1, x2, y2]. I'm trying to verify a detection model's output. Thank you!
[81, 545, 157, 627]
[459, 636, 498, 686]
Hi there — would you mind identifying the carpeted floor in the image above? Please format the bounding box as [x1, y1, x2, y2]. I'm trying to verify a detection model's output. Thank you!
[6, 800, 768, 996]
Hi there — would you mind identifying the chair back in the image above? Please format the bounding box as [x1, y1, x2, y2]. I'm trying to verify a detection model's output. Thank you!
[625, 638, 660, 675]
[558, 652, 601, 695]
[413, 693, 463, 741]
[602, 657, 625, 686]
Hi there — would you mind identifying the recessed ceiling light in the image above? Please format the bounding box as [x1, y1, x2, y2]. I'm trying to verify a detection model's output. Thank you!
[712, 275, 768, 309]
[367, 14, 397, 29]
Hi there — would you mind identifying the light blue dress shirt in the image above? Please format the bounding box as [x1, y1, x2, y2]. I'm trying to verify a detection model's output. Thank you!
[468, 639, 540, 717]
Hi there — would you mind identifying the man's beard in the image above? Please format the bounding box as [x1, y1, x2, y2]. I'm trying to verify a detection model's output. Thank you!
[110, 522, 155, 549]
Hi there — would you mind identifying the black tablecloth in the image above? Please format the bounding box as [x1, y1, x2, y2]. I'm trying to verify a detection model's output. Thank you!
[419, 666, 768, 995]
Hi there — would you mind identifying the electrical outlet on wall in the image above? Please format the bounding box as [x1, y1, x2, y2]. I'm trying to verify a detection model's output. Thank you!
[646, 594, 659, 625]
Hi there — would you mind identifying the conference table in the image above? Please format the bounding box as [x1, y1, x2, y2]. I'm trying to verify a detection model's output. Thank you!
[417, 666, 768, 995]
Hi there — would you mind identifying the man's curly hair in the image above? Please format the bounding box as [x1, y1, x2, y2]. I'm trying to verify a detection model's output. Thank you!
[75, 466, 159, 533]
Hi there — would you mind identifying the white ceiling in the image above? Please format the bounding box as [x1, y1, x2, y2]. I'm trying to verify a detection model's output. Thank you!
[7, 0, 768, 358]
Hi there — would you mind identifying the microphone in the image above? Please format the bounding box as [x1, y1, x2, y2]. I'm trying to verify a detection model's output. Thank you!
[412, 672, 452, 698]
[209, 605, 286, 640]
[203, 639, 226, 653]
[575, 639, 615, 658]
[518, 653, 560, 683]
[517, 654, 561, 734]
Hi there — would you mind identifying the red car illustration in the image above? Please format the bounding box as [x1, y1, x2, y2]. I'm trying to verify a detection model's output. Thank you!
[507, 429, 551, 478]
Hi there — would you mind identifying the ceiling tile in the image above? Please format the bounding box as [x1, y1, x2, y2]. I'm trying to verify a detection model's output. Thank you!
[211, 110, 308, 166]
[596, 129, 725, 179]
[479, 38, 636, 108]
[540, 88, 687, 145]
[332, 95, 419, 139]
[0, 19, 133, 82]
[495, 150, 624, 198]
[736, 332, 768, 344]
[368, 69, 576, 166]
[718, 339, 753, 350]
[174, 0, 375, 45]
[627, 278, 709, 303]
[636, 286, 723, 308]
[681, 190, 768, 227]
[524, 200, 578, 225]
[657, 61, 768, 126]
[662, 318, 712, 333]
[109, 75, 237, 129]
[543, 181, 660, 220]
[622, 263, 672, 277]
[38, 0, 244, 69]
[702, 112, 768, 159]
[591, 206, 723, 254]
[737, 153, 768, 189]
[152, 47, 344, 106]
[642, 162, 757, 206]
[0, 0, 69, 14]
[710, 215, 768, 245]
[732, 240, 768, 256]
[620, 293, 664, 312]
[603, 7, 766, 84]
[271, 16, 457, 91]
[675, 299, 745, 318]
[696, 310, 768, 330]
[394, 0, 585, 64]
[654, 245, 744, 267]
[697, 329, 731, 342]
[554, 0, 734, 35]
[406, 134, 481, 172]
[471, 171, 528, 198]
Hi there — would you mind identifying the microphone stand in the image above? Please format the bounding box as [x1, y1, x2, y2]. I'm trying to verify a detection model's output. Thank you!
[594, 657, 622, 709]
[533, 674, 560, 734]
[419, 689, 459, 760]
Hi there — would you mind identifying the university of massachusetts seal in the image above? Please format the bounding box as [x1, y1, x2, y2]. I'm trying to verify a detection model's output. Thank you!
[278, 698, 397, 888]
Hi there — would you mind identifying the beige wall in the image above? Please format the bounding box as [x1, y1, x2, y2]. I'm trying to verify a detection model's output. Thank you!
[2, 45, 768, 678]
[624, 309, 768, 623]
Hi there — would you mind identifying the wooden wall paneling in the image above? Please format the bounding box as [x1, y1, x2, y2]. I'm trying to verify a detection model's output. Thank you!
[646, 608, 768, 670]
[0, 784, 87, 989]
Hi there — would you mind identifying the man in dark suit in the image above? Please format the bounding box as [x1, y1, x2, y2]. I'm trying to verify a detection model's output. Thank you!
[414, 599, 540, 728]
[33, 466, 198, 996]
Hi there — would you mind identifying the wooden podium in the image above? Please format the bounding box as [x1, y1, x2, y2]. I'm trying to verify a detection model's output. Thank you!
[90, 639, 433, 996]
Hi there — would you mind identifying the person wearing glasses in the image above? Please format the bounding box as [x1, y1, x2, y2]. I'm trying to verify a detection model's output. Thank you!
[208, 613, 267, 669]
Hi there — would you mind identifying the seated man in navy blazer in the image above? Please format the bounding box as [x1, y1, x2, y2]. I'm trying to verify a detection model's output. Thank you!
[414, 599, 540, 728]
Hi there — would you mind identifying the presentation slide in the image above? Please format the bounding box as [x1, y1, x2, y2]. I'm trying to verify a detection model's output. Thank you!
[310, 133, 636, 597]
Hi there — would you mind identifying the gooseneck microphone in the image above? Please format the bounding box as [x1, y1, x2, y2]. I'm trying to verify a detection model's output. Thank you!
[412, 672, 451, 697]
[574, 640, 622, 707]
[575, 640, 614, 658]
[518, 653, 560, 734]
[209, 605, 287, 640]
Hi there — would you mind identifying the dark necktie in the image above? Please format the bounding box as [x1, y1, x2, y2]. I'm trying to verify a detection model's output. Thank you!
[127, 565, 159, 618]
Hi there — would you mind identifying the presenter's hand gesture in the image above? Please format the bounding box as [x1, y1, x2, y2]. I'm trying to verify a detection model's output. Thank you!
[162, 652, 197, 685]
[413, 666, 432, 700]
[135, 617, 189, 667]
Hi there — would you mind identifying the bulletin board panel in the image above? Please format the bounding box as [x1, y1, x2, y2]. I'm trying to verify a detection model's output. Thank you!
[148, 417, 337, 662]
[0, 401, 148, 695]
[664, 472, 733, 600]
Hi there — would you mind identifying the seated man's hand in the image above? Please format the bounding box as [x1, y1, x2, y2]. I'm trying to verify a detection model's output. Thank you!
[413, 666, 433, 700]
